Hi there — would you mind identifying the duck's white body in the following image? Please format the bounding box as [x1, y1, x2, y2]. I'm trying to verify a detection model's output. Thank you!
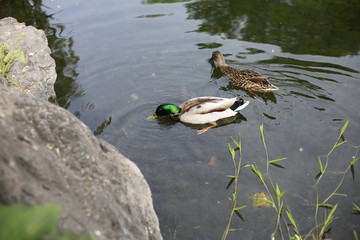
[178, 96, 249, 124]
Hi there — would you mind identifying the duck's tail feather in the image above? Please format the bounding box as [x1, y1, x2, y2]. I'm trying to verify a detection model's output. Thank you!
[264, 86, 279, 91]
[230, 97, 250, 112]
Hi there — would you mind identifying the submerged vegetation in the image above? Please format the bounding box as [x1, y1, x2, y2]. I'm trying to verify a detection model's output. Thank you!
[223, 121, 359, 240]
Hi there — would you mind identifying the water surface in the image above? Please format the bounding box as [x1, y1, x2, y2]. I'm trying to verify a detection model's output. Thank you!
[2, 0, 360, 239]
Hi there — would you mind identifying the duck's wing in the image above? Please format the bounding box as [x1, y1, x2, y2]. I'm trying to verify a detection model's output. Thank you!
[249, 76, 279, 90]
[249, 76, 270, 83]
[222, 67, 264, 81]
[180, 97, 238, 115]
[221, 66, 254, 77]
[179, 97, 249, 125]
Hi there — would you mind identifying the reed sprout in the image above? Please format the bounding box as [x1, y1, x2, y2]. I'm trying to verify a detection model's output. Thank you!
[222, 121, 359, 240]
[221, 136, 247, 240]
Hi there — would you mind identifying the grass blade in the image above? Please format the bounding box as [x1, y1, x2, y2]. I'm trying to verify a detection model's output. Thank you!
[354, 230, 359, 240]
[339, 120, 349, 137]
[319, 203, 338, 238]
[334, 141, 347, 149]
[330, 120, 349, 153]
[230, 137, 241, 149]
[317, 157, 324, 174]
[317, 203, 334, 209]
[351, 157, 359, 166]
[353, 203, 360, 214]
[286, 207, 301, 237]
[251, 164, 265, 184]
[268, 157, 288, 164]
[275, 184, 284, 199]
[228, 143, 235, 160]
[260, 124, 265, 144]
[234, 205, 247, 211]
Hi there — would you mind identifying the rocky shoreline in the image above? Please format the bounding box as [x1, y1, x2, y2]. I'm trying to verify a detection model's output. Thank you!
[0, 17, 162, 240]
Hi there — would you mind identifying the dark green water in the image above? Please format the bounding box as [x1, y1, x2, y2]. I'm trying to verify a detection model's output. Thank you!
[2, 0, 360, 239]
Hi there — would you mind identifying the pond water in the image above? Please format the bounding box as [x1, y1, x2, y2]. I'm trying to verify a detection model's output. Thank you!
[2, 0, 360, 239]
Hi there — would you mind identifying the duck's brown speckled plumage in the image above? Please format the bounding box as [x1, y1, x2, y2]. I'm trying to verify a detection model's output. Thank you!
[210, 51, 278, 93]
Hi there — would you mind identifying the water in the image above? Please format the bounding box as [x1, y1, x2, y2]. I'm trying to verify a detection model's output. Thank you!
[2, 0, 360, 239]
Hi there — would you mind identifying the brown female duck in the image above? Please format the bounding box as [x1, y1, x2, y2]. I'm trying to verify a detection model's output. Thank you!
[209, 51, 278, 93]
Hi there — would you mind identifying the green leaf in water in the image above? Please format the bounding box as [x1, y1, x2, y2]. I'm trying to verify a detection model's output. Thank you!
[275, 184, 284, 199]
[351, 157, 359, 166]
[340, 120, 349, 137]
[317, 156, 324, 174]
[251, 165, 265, 184]
[320, 203, 338, 235]
[330, 120, 349, 152]
[334, 140, 347, 149]
[317, 203, 334, 209]
[285, 207, 301, 237]
[234, 205, 247, 211]
[354, 230, 359, 240]
[259, 124, 265, 145]
[230, 136, 241, 150]
[268, 157, 288, 164]
[228, 143, 235, 160]
[352, 203, 360, 214]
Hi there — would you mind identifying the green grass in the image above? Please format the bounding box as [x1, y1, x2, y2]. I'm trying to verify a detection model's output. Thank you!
[0, 205, 96, 240]
[221, 136, 247, 240]
[222, 121, 359, 240]
[354, 230, 359, 240]
[0, 40, 26, 88]
[353, 203, 360, 214]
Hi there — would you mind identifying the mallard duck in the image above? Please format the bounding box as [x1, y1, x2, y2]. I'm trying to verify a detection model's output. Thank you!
[153, 96, 249, 134]
[210, 51, 278, 94]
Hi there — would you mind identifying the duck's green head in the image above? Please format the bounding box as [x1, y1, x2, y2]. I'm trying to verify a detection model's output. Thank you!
[155, 104, 181, 117]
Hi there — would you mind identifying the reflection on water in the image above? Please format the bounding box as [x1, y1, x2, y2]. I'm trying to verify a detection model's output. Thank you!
[142, 0, 191, 4]
[185, 0, 360, 56]
[49, 30, 84, 108]
[94, 116, 112, 136]
[0, 0, 84, 109]
[2, 0, 360, 239]
[196, 42, 223, 49]
[136, 13, 173, 18]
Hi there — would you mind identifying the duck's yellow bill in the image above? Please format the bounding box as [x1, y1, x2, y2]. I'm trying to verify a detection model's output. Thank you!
[147, 114, 157, 119]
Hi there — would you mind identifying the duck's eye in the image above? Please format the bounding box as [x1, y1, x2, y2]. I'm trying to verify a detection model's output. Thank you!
[196, 105, 201, 109]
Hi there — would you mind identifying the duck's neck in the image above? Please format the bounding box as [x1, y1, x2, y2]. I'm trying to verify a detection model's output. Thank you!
[216, 55, 228, 67]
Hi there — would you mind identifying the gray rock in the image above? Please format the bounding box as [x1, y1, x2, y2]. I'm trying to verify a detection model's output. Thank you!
[0, 17, 56, 101]
[0, 87, 162, 240]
